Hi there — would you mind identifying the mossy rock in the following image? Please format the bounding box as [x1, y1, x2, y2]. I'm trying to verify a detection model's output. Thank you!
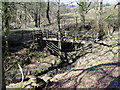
[38, 80, 46, 86]
[112, 46, 118, 53]
[55, 58, 62, 65]
[26, 76, 46, 88]
[38, 58, 45, 62]
[15, 84, 23, 90]
[14, 77, 46, 89]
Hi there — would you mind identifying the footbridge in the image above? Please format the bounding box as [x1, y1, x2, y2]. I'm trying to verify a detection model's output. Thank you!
[33, 29, 98, 63]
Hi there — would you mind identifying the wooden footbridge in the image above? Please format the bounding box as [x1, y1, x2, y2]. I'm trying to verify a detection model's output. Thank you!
[34, 29, 98, 43]
[33, 29, 98, 62]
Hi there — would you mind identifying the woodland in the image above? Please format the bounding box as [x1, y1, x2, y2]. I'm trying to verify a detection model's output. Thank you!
[1, 0, 120, 89]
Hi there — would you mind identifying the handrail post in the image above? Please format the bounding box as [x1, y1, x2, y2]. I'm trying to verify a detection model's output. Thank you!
[75, 32, 77, 41]
[46, 30, 49, 39]
[65, 31, 67, 38]
[58, 31, 61, 57]
[32, 29, 35, 40]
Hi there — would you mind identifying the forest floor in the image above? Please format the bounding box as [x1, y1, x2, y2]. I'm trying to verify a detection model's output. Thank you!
[6, 30, 119, 89]
[45, 31, 120, 88]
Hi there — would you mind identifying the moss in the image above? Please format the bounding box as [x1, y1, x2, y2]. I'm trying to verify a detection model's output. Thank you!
[35, 68, 43, 72]
[38, 81, 46, 86]
[33, 52, 50, 62]
[38, 56, 50, 62]
[38, 58, 45, 62]
[44, 73, 51, 77]
[55, 58, 61, 65]
[37, 78, 46, 86]
[14, 82, 23, 90]
[15, 85, 23, 90]
[43, 53, 48, 57]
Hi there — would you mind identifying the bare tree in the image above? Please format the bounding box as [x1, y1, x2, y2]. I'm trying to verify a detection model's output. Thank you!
[46, 0, 51, 24]
[57, 0, 62, 57]
[24, 3, 27, 28]
[77, 0, 91, 27]
[57, 0, 61, 32]
[34, 2, 39, 27]
[2, 2, 11, 89]
[2, 2, 10, 55]
[98, 0, 105, 40]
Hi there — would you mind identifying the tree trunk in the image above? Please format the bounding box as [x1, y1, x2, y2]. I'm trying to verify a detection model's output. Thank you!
[98, 0, 105, 40]
[34, 2, 39, 27]
[57, 0, 61, 32]
[34, 13, 38, 27]
[95, 0, 99, 31]
[0, 3, 2, 89]
[75, 16, 78, 28]
[2, 2, 11, 89]
[57, 0, 61, 58]
[3, 2, 10, 56]
[24, 3, 27, 28]
[38, 14, 41, 27]
[81, 13, 85, 28]
[38, 2, 41, 28]
[46, 0, 51, 24]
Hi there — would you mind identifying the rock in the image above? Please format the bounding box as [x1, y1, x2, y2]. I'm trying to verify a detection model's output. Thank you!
[6, 77, 12, 82]
[68, 59, 73, 64]
[112, 46, 118, 53]
[6, 83, 21, 88]
[26, 75, 46, 87]
[7, 75, 46, 89]
[66, 65, 72, 70]
[41, 74, 52, 82]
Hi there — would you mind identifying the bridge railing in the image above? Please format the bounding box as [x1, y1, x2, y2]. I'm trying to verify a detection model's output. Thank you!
[34, 29, 98, 41]
[42, 29, 58, 38]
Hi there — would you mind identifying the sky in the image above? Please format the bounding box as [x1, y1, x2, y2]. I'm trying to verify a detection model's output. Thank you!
[59, 0, 118, 5]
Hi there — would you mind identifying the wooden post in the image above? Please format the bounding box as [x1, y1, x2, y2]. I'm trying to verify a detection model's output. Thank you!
[39, 30, 43, 48]
[73, 32, 76, 43]
[65, 31, 67, 38]
[32, 29, 34, 40]
[76, 16, 78, 27]
[58, 32, 61, 57]
[74, 43, 77, 51]
[46, 30, 49, 38]
[74, 32, 75, 42]
[21, 30, 24, 39]
[75, 33, 77, 42]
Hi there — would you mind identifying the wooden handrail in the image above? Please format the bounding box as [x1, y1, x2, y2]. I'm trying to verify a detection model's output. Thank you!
[33, 29, 98, 41]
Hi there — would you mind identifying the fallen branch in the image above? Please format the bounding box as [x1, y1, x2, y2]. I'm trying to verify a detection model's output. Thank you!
[94, 41, 112, 47]
[18, 64, 24, 82]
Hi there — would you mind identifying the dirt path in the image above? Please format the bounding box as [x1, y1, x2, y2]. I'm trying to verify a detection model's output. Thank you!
[6, 31, 119, 88]
[45, 31, 120, 88]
